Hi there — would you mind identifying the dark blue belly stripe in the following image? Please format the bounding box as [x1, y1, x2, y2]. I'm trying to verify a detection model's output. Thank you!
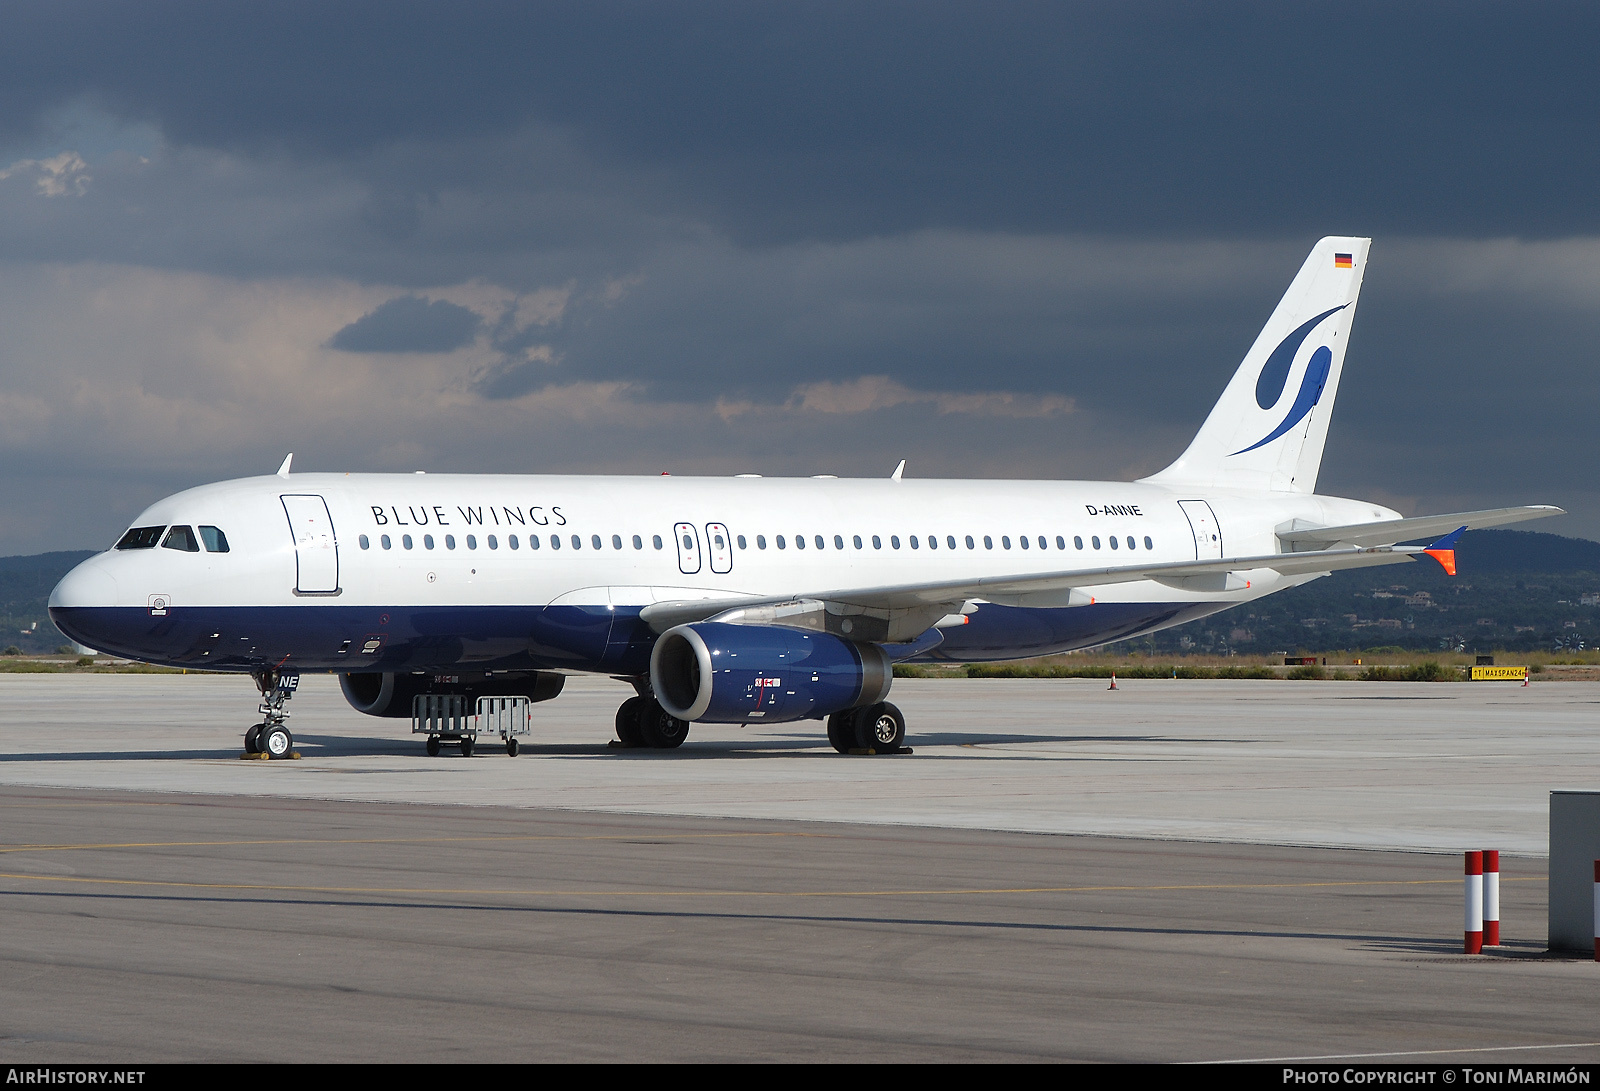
[50, 599, 1234, 675]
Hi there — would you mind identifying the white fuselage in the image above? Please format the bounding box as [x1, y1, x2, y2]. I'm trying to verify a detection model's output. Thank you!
[49, 471, 1399, 674]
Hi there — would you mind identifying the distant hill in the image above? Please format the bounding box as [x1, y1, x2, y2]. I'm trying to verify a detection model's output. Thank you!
[1152, 529, 1600, 656]
[0, 550, 96, 576]
[0, 550, 95, 651]
[1449, 530, 1600, 575]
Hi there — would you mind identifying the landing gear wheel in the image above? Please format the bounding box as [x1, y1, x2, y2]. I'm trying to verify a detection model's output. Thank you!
[261, 724, 293, 759]
[615, 695, 646, 747]
[853, 702, 905, 752]
[825, 712, 855, 754]
[426, 736, 441, 757]
[460, 736, 475, 758]
[637, 700, 690, 749]
[506, 737, 519, 757]
[244, 724, 263, 755]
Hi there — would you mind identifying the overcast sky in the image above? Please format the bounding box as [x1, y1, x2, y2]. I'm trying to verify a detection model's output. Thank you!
[1, 1, 1596, 553]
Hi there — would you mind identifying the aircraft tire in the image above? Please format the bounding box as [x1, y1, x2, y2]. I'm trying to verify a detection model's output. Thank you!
[638, 700, 689, 749]
[261, 724, 293, 759]
[853, 703, 905, 752]
[244, 724, 263, 754]
[825, 712, 854, 754]
[615, 696, 646, 747]
[426, 736, 441, 757]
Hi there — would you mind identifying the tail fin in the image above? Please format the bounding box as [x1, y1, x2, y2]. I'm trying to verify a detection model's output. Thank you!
[1141, 236, 1370, 494]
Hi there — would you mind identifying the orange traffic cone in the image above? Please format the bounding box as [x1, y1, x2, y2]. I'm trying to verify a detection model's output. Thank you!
[1522, 672, 1530, 687]
[1108, 673, 1118, 691]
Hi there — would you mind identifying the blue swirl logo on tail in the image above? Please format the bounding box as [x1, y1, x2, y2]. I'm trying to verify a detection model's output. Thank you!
[1233, 304, 1346, 455]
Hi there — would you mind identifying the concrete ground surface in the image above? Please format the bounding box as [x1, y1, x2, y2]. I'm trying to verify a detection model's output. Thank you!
[0, 788, 1594, 1064]
[0, 673, 1594, 853]
[1, 673, 1597, 1062]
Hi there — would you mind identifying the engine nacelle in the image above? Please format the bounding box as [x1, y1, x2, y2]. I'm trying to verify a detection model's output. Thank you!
[339, 670, 566, 718]
[649, 622, 892, 724]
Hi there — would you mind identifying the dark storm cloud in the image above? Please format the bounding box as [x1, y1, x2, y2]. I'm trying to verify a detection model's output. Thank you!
[1316, 241, 1600, 506]
[466, 234, 1288, 411]
[1, 2, 1598, 242]
[0, 2, 1595, 555]
[329, 295, 482, 353]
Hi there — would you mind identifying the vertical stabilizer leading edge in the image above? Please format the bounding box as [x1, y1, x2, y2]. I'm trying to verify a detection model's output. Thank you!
[1141, 236, 1370, 494]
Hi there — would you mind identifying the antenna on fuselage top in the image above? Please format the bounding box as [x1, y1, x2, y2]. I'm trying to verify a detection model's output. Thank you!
[277, 453, 293, 478]
[891, 459, 905, 481]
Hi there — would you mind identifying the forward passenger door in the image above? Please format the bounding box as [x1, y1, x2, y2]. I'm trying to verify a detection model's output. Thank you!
[281, 494, 340, 593]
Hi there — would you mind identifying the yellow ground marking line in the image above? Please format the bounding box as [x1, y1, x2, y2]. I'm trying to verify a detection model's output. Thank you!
[0, 801, 186, 808]
[0, 872, 1540, 899]
[0, 832, 821, 853]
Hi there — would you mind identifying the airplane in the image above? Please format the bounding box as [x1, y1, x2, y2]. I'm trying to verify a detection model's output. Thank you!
[47, 236, 1562, 759]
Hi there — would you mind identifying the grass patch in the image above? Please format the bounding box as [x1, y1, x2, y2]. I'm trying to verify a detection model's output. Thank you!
[895, 656, 1466, 681]
[0, 657, 189, 674]
[1358, 660, 1456, 682]
[903, 663, 1284, 680]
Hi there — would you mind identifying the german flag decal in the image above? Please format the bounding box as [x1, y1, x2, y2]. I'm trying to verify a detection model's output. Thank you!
[1334, 253, 1354, 268]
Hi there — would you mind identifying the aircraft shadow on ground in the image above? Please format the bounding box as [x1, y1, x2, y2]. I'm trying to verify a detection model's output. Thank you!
[0, 731, 1259, 762]
[0, 747, 255, 762]
[0, 734, 417, 762]
[591, 730, 1266, 756]
[908, 732, 1258, 747]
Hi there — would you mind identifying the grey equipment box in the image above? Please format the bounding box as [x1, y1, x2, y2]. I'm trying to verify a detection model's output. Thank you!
[1548, 790, 1600, 952]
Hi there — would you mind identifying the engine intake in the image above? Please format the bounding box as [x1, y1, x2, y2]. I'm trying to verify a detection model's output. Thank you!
[649, 622, 891, 724]
[340, 670, 565, 718]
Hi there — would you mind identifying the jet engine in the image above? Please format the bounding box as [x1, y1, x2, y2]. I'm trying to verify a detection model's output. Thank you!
[648, 622, 891, 724]
[339, 670, 566, 718]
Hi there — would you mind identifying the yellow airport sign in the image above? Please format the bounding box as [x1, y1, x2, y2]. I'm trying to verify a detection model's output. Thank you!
[1470, 665, 1528, 681]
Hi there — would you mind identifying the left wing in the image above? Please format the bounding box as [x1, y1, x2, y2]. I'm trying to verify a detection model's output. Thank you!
[640, 543, 1424, 640]
[641, 504, 1566, 642]
[1278, 505, 1562, 550]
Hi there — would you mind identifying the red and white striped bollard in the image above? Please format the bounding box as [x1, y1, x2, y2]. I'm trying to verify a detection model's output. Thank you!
[1483, 850, 1500, 947]
[1464, 850, 1483, 954]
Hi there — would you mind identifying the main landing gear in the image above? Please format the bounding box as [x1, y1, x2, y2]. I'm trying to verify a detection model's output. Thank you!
[243, 669, 298, 758]
[608, 688, 906, 755]
[613, 694, 691, 750]
[826, 702, 907, 754]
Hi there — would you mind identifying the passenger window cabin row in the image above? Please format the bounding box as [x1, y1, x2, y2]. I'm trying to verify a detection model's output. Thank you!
[359, 532, 661, 552]
[354, 530, 1158, 553]
[745, 533, 1155, 553]
[114, 523, 1157, 559]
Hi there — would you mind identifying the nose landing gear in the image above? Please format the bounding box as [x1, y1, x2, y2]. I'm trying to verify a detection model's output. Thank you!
[244, 669, 299, 759]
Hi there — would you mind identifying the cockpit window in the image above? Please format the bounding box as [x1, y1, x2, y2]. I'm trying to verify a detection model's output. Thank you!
[116, 526, 165, 550]
[162, 525, 200, 552]
[199, 526, 229, 553]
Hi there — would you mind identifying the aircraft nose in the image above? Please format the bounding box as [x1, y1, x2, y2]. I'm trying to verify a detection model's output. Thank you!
[48, 558, 120, 610]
